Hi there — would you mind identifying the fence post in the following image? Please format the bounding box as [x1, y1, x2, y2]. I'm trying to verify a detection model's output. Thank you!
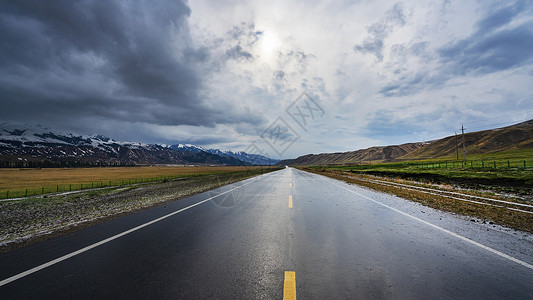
[493, 161, 496, 168]
[41, 187, 44, 194]
[81, 183, 83, 189]
[6, 191, 9, 199]
[25, 189, 28, 197]
[482, 161, 484, 168]
[70, 184, 72, 191]
[508, 161, 510, 168]
[525, 160, 527, 169]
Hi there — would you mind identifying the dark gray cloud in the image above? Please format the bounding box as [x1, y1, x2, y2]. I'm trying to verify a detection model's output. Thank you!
[273, 71, 286, 81]
[276, 50, 314, 79]
[379, 72, 435, 97]
[354, 2, 407, 62]
[476, 1, 526, 36]
[225, 45, 253, 61]
[222, 22, 262, 61]
[0, 0, 261, 137]
[227, 22, 263, 45]
[438, 22, 533, 76]
[379, 1, 533, 97]
[286, 51, 311, 71]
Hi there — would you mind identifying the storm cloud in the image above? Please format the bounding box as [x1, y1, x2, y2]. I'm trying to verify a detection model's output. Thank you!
[379, 1, 533, 98]
[0, 0, 259, 130]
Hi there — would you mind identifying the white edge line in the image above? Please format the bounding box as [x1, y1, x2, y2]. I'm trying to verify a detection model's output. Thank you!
[0, 174, 265, 287]
[315, 174, 533, 271]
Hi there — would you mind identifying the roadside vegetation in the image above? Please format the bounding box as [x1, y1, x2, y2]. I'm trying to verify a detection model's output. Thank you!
[0, 166, 281, 252]
[321, 149, 533, 197]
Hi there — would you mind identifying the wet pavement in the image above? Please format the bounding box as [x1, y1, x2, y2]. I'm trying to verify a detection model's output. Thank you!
[1, 167, 532, 299]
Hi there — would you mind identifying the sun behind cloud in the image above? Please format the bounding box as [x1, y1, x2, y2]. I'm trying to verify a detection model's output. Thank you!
[260, 30, 281, 62]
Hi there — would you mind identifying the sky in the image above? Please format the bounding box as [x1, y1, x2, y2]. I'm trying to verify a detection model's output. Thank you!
[1, 0, 532, 159]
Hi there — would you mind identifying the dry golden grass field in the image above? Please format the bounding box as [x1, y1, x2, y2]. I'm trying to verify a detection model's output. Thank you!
[0, 166, 272, 197]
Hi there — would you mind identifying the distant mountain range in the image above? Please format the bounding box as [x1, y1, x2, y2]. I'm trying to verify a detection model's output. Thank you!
[277, 119, 533, 166]
[277, 142, 426, 166]
[168, 144, 279, 166]
[0, 123, 278, 167]
[3, 119, 530, 168]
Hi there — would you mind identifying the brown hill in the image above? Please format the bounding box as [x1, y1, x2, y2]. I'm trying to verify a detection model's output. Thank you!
[399, 119, 533, 160]
[277, 142, 425, 166]
[278, 119, 533, 166]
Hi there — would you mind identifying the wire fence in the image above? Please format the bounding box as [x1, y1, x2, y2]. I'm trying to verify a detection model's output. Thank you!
[410, 160, 532, 170]
[0, 174, 191, 201]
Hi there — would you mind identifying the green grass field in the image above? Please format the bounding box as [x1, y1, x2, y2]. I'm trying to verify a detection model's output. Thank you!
[311, 149, 533, 187]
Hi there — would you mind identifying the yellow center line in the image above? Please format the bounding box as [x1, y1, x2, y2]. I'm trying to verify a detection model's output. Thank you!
[288, 195, 293, 208]
[289, 182, 292, 187]
[283, 271, 296, 300]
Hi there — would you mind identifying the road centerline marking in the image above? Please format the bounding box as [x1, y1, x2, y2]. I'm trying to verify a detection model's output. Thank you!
[289, 195, 293, 208]
[283, 271, 296, 300]
[0, 177, 261, 287]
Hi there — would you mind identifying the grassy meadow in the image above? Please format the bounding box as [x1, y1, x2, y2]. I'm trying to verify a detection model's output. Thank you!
[0, 166, 277, 199]
[316, 149, 533, 185]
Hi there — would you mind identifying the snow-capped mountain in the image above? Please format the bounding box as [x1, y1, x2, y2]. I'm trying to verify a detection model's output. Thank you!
[203, 149, 279, 165]
[170, 144, 206, 153]
[169, 144, 278, 165]
[0, 123, 147, 149]
[0, 123, 246, 167]
[0, 123, 278, 167]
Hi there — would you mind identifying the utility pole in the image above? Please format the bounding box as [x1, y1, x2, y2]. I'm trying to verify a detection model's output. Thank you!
[461, 124, 466, 163]
[455, 132, 459, 160]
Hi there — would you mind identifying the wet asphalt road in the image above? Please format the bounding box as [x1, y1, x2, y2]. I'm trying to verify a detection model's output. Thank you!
[1, 167, 533, 299]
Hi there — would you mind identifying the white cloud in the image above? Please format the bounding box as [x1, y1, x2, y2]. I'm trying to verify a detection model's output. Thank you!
[2, 0, 532, 159]
[186, 0, 533, 158]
